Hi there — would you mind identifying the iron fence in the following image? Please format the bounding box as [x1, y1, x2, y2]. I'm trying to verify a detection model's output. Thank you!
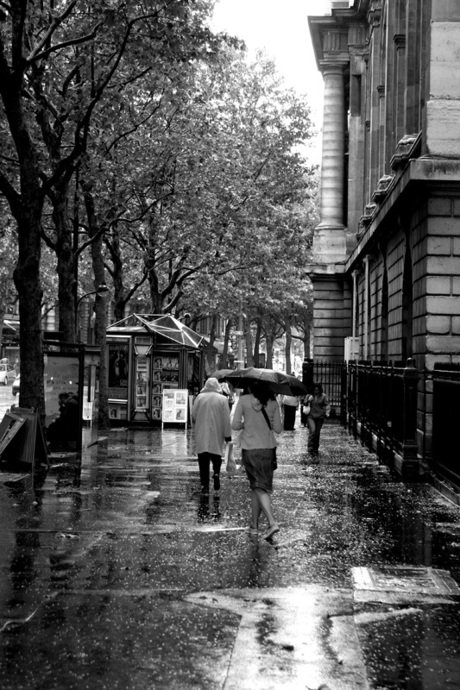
[430, 365, 460, 487]
[302, 358, 460, 487]
[347, 361, 408, 463]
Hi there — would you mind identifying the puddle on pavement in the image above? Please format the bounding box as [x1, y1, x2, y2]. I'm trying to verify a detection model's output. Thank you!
[356, 604, 460, 690]
[0, 591, 239, 690]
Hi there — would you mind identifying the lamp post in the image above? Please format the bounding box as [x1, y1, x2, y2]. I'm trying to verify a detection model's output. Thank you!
[75, 283, 109, 341]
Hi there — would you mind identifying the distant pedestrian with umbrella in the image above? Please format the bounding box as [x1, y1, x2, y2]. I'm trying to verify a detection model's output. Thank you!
[192, 378, 232, 494]
[231, 380, 282, 540]
[304, 382, 330, 455]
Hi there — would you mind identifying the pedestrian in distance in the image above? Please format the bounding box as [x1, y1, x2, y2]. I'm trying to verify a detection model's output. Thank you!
[192, 377, 232, 494]
[304, 383, 330, 455]
[231, 381, 282, 540]
[219, 379, 235, 411]
[280, 392, 300, 430]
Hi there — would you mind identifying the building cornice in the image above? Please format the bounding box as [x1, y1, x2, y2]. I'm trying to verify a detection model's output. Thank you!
[308, 9, 367, 71]
[346, 157, 460, 273]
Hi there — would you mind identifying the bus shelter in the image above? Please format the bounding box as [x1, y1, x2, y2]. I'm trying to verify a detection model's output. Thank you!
[106, 314, 205, 426]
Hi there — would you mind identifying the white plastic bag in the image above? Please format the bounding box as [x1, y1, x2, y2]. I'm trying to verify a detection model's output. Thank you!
[225, 441, 237, 474]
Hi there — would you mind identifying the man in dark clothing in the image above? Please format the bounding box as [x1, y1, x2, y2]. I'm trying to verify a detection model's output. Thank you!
[47, 392, 79, 450]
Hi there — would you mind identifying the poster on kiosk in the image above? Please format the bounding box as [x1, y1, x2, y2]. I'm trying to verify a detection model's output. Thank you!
[161, 389, 188, 428]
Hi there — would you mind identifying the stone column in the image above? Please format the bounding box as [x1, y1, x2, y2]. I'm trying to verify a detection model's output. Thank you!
[313, 63, 347, 264]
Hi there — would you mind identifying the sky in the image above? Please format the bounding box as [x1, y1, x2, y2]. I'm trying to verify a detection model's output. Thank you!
[210, 0, 331, 163]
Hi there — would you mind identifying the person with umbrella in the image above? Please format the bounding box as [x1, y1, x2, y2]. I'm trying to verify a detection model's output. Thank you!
[192, 378, 232, 494]
[231, 380, 282, 540]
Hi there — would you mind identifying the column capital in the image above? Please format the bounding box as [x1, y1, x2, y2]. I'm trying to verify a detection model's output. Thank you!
[319, 60, 349, 76]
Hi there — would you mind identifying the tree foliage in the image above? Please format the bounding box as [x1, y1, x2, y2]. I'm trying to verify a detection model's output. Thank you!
[0, 0, 234, 410]
[0, 1, 317, 412]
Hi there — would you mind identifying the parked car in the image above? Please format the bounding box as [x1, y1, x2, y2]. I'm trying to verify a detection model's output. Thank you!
[12, 374, 20, 396]
[0, 363, 16, 386]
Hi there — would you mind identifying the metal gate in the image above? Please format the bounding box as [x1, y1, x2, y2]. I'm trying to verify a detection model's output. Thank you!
[302, 360, 346, 421]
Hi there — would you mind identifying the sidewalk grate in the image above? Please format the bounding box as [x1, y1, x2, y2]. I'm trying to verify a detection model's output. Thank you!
[353, 565, 460, 603]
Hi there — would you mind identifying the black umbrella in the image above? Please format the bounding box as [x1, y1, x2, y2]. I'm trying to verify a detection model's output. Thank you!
[212, 369, 235, 380]
[225, 367, 307, 396]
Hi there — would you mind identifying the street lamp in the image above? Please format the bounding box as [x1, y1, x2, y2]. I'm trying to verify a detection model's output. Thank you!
[133, 341, 152, 357]
[75, 283, 109, 339]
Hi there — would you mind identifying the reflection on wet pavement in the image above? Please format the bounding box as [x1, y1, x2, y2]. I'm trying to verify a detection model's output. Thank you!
[1, 423, 460, 688]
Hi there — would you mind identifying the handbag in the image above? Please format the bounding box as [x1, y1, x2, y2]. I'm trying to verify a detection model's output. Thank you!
[225, 441, 237, 474]
[261, 407, 277, 470]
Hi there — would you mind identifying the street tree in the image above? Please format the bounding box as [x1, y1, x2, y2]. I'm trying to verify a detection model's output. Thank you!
[100, 48, 315, 321]
[166, 51, 317, 355]
[0, 0, 230, 413]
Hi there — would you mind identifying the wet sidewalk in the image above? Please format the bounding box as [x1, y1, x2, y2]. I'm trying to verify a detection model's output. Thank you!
[1, 422, 460, 689]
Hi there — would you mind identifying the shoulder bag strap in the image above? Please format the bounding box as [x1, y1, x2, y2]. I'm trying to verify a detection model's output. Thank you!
[260, 407, 272, 430]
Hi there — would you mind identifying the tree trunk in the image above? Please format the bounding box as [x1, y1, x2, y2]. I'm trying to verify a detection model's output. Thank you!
[53, 186, 77, 341]
[284, 318, 292, 374]
[146, 218, 164, 313]
[83, 189, 110, 430]
[1, 66, 45, 415]
[244, 317, 254, 367]
[14, 214, 45, 414]
[205, 314, 217, 374]
[222, 319, 232, 368]
[265, 332, 274, 368]
[110, 226, 126, 321]
[253, 318, 262, 367]
[93, 289, 109, 430]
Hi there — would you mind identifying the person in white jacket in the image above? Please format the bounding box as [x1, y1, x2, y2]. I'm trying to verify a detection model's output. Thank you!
[231, 381, 282, 540]
[192, 378, 232, 493]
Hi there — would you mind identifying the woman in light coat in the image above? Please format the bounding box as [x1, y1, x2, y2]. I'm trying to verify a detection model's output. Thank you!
[192, 378, 232, 493]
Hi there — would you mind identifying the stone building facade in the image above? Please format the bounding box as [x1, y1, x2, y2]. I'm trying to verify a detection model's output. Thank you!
[308, 1, 460, 479]
[309, 0, 460, 366]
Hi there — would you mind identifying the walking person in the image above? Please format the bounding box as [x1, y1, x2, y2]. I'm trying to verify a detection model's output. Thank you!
[305, 383, 330, 455]
[231, 381, 282, 540]
[219, 379, 235, 411]
[280, 393, 300, 430]
[192, 378, 232, 494]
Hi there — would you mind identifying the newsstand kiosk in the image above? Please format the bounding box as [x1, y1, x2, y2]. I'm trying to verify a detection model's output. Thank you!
[106, 314, 205, 427]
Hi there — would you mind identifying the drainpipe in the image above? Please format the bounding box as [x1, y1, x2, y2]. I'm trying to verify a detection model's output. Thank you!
[363, 256, 370, 360]
[352, 270, 359, 342]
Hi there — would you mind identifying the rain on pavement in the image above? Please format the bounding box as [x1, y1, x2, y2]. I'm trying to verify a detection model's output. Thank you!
[1, 419, 460, 689]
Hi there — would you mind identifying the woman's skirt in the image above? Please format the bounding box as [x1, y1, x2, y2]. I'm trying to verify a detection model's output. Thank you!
[242, 448, 276, 493]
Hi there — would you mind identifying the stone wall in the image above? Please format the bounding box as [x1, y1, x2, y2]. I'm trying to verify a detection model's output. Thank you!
[424, 198, 460, 366]
[312, 274, 352, 360]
